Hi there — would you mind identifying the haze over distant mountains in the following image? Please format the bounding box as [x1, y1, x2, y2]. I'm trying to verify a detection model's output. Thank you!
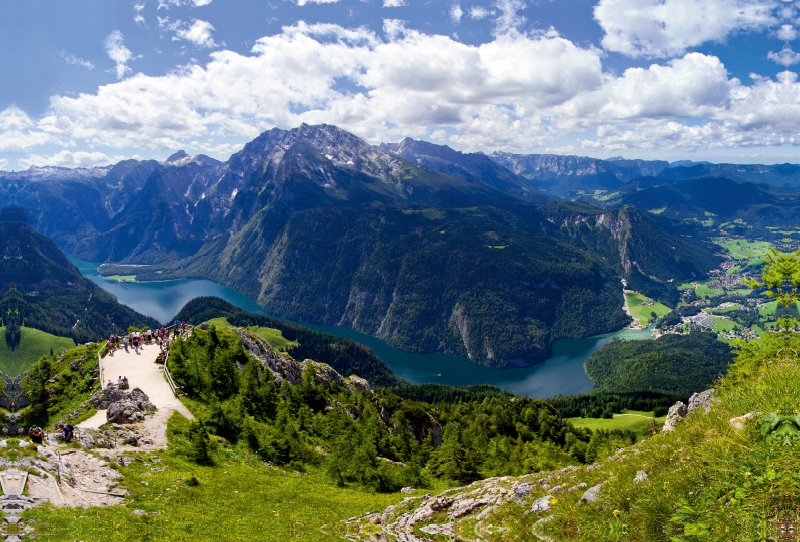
[8, 123, 795, 367]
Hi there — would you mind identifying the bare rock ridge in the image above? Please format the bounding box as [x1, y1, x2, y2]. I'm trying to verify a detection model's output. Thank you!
[234, 328, 372, 394]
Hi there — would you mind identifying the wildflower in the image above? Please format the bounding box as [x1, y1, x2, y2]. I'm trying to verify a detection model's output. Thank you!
[550, 498, 558, 505]
[612, 510, 622, 517]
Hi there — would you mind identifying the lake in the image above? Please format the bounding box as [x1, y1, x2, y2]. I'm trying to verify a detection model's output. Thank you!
[71, 257, 654, 398]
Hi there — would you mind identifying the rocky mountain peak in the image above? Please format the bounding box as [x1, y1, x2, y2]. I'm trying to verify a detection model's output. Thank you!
[165, 150, 191, 164]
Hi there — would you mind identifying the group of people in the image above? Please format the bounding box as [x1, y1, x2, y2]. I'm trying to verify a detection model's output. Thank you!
[107, 375, 129, 389]
[105, 322, 188, 357]
[28, 423, 74, 448]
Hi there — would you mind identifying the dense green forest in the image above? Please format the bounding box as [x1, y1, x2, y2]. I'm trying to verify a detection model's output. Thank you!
[584, 331, 734, 396]
[159, 324, 637, 487]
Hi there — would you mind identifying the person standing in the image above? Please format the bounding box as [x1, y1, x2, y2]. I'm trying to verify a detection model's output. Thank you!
[123, 336, 129, 352]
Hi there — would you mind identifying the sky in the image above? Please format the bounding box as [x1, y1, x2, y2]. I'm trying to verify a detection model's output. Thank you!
[2, 0, 800, 169]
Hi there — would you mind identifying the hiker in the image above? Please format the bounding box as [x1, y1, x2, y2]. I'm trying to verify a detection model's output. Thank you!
[134, 335, 139, 354]
[123, 336, 129, 352]
[58, 423, 74, 443]
[29, 427, 44, 446]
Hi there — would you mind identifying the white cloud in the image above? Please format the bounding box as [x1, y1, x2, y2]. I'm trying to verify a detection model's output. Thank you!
[494, 0, 526, 36]
[296, 0, 339, 5]
[7, 21, 800, 160]
[383, 0, 408, 7]
[104, 31, 135, 79]
[450, 3, 464, 24]
[769, 44, 800, 66]
[0, 158, 8, 171]
[595, 0, 777, 58]
[175, 19, 217, 47]
[469, 7, 493, 20]
[0, 108, 57, 153]
[17, 150, 126, 169]
[134, 4, 145, 24]
[777, 23, 798, 40]
[158, 0, 213, 8]
[60, 51, 95, 70]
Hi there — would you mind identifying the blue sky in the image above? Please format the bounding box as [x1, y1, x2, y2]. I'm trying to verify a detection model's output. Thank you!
[2, 0, 800, 169]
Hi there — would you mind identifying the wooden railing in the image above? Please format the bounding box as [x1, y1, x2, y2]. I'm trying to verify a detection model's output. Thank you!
[163, 361, 179, 397]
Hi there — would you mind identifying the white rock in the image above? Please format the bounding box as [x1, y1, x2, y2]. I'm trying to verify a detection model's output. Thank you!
[633, 471, 648, 484]
[531, 495, 553, 512]
[578, 484, 603, 504]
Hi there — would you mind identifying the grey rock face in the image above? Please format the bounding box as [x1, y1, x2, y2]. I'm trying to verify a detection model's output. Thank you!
[513, 483, 534, 497]
[578, 484, 603, 504]
[90, 388, 155, 424]
[531, 495, 553, 512]
[662, 401, 688, 432]
[688, 389, 717, 414]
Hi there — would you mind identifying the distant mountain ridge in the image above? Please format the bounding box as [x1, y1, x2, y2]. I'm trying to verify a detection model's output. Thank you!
[0, 125, 724, 366]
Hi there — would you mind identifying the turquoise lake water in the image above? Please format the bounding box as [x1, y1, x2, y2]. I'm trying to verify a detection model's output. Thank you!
[71, 257, 653, 398]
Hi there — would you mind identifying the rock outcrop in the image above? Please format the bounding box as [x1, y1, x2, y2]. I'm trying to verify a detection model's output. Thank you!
[235, 329, 375, 395]
[89, 388, 156, 424]
[663, 388, 717, 432]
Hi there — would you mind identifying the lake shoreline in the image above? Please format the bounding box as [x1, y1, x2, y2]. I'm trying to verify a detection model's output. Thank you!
[71, 256, 656, 398]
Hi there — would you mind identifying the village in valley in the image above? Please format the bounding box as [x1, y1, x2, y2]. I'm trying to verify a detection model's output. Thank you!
[629, 237, 796, 344]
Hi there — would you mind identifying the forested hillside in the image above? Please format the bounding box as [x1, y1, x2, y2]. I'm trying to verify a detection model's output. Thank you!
[0, 207, 158, 346]
[584, 331, 733, 396]
[160, 323, 637, 487]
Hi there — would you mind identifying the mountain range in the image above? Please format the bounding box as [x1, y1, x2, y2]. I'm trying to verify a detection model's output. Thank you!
[0, 124, 755, 366]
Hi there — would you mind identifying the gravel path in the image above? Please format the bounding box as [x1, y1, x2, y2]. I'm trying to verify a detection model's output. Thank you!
[79, 343, 194, 437]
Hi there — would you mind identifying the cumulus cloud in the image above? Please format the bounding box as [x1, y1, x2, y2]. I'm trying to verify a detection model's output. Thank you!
[17, 150, 126, 169]
[383, 0, 408, 7]
[60, 51, 95, 70]
[175, 19, 217, 47]
[6, 21, 800, 160]
[0, 108, 57, 153]
[104, 31, 135, 79]
[769, 44, 800, 66]
[777, 23, 798, 40]
[297, 0, 339, 5]
[595, 0, 777, 58]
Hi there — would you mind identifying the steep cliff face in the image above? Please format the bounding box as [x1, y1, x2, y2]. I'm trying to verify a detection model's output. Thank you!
[241, 205, 630, 367]
[540, 202, 722, 304]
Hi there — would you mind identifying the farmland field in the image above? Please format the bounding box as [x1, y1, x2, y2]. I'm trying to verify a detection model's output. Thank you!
[625, 292, 671, 327]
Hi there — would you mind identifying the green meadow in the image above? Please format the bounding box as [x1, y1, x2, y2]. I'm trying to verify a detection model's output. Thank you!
[0, 326, 75, 376]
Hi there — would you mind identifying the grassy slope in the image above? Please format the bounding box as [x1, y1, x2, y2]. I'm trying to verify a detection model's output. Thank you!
[24, 414, 404, 541]
[0, 327, 75, 376]
[205, 317, 299, 351]
[624, 291, 671, 327]
[347, 329, 800, 541]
